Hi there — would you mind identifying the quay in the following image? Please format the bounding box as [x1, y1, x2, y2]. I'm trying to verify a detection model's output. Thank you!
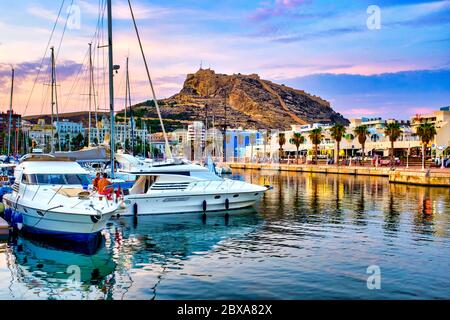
[228, 163, 450, 187]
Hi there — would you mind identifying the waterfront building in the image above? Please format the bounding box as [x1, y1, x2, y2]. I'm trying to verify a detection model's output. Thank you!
[411, 106, 450, 156]
[25, 119, 54, 152]
[89, 116, 148, 147]
[171, 122, 224, 162]
[54, 119, 85, 149]
[225, 128, 262, 162]
[261, 110, 450, 162]
[148, 132, 178, 159]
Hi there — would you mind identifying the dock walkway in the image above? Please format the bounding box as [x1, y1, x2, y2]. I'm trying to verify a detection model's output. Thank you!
[228, 163, 450, 187]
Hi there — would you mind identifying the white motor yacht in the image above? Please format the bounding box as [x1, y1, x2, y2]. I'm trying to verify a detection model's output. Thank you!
[2, 155, 121, 241]
[115, 153, 267, 215]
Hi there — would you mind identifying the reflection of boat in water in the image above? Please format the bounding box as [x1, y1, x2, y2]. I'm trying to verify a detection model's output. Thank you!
[5, 208, 262, 299]
[8, 234, 116, 297]
[112, 208, 262, 265]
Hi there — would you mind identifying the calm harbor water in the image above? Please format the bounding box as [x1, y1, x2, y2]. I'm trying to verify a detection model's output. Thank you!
[1, 169, 449, 299]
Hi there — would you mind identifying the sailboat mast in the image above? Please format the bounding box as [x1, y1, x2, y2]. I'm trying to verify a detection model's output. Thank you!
[107, 0, 115, 178]
[7, 68, 14, 157]
[88, 42, 93, 146]
[124, 57, 128, 151]
[53, 47, 62, 152]
[127, 59, 134, 156]
[50, 47, 55, 153]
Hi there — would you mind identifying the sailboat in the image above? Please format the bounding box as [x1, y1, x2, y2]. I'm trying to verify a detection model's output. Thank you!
[2, 32, 122, 241]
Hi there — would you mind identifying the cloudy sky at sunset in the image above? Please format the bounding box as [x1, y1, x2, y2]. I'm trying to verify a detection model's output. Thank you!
[0, 0, 449, 120]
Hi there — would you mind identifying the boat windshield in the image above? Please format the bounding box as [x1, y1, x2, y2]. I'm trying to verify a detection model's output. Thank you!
[22, 173, 91, 185]
[190, 171, 223, 181]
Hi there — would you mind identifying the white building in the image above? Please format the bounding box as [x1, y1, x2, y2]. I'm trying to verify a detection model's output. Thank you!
[24, 119, 54, 151]
[54, 119, 84, 146]
[89, 116, 148, 147]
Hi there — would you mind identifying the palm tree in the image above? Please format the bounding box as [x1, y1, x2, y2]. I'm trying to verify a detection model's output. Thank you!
[289, 132, 305, 164]
[330, 123, 346, 166]
[416, 122, 437, 171]
[354, 125, 370, 166]
[384, 122, 402, 167]
[278, 132, 286, 160]
[309, 128, 323, 164]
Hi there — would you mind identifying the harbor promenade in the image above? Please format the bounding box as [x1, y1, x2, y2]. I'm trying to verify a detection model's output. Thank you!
[227, 162, 450, 187]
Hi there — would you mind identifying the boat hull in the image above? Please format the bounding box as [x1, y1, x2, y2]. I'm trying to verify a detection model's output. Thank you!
[3, 200, 115, 240]
[122, 190, 265, 215]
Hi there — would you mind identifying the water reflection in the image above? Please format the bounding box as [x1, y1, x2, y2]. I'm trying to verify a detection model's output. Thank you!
[6, 234, 116, 299]
[1, 169, 449, 299]
[247, 170, 449, 239]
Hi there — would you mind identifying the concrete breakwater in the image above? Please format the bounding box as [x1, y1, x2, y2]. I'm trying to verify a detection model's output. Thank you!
[228, 163, 450, 187]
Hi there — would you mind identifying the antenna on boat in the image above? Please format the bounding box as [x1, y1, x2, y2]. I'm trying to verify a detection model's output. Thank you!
[7, 68, 14, 157]
[107, 0, 115, 178]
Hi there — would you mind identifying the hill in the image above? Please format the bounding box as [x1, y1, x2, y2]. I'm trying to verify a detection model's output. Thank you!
[125, 69, 348, 130]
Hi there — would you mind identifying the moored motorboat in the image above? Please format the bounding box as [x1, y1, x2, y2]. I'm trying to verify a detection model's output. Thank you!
[115, 153, 267, 215]
[2, 155, 122, 241]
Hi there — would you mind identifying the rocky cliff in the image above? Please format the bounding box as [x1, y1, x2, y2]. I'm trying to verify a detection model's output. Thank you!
[130, 69, 349, 130]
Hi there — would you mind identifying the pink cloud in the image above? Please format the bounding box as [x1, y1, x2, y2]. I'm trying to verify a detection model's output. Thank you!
[250, 0, 308, 20]
[409, 107, 435, 115]
[342, 108, 385, 117]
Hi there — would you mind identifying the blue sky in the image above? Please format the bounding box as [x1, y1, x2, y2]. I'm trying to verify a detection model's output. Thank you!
[0, 0, 449, 120]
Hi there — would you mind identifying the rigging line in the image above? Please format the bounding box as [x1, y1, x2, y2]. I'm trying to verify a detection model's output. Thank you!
[38, 71, 51, 116]
[23, 0, 66, 116]
[127, 0, 172, 159]
[61, 47, 89, 111]
[60, 0, 104, 114]
[55, 0, 75, 61]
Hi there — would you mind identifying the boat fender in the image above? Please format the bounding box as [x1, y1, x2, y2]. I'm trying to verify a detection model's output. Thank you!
[225, 198, 230, 210]
[4, 208, 12, 223]
[202, 200, 207, 212]
[90, 214, 101, 223]
[133, 203, 138, 216]
[11, 211, 23, 230]
[15, 211, 23, 230]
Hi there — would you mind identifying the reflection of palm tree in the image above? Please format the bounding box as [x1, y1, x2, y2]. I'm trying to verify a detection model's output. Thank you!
[331, 177, 344, 223]
[354, 181, 366, 225]
[310, 180, 319, 216]
[384, 192, 400, 233]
